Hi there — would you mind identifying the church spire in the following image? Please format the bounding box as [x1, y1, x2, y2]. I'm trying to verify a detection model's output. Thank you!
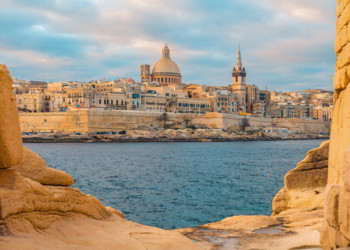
[162, 44, 170, 59]
[236, 44, 242, 69]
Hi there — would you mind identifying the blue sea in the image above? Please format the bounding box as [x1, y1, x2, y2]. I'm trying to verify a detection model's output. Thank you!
[25, 140, 322, 229]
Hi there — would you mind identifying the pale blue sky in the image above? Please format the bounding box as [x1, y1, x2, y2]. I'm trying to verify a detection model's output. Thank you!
[0, 0, 335, 91]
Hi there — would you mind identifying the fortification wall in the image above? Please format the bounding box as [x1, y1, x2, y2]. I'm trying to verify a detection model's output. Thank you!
[321, 1, 350, 249]
[20, 109, 328, 134]
[19, 110, 89, 133]
[275, 118, 329, 134]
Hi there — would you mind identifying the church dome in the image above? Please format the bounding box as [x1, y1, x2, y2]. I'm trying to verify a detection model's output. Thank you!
[152, 44, 181, 77]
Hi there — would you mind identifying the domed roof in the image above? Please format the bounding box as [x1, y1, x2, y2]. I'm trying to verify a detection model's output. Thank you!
[152, 44, 181, 76]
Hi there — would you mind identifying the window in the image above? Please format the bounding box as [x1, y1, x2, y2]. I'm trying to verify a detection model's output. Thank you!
[111, 100, 114, 105]
[116, 100, 119, 106]
[99, 99, 102, 104]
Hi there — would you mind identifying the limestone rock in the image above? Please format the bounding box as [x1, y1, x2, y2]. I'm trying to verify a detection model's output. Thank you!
[285, 168, 328, 190]
[297, 140, 329, 165]
[203, 215, 278, 232]
[12, 147, 73, 186]
[272, 141, 329, 215]
[272, 187, 290, 215]
[0, 169, 111, 233]
[329, 84, 350, 185]
[324, 184, 343, 229]
[322, 4, 350, 247]
[0, 65, 23, 168]
[344, 147, 350, 192]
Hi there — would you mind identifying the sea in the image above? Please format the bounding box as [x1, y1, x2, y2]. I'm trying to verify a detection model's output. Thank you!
[25, 140, 322, 229]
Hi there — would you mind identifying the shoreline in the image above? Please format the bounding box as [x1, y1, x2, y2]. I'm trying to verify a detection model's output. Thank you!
[22, 133, 329, 143]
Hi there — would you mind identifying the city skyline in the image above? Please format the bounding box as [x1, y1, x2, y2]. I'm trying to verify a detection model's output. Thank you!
[1, 0, 335, 91]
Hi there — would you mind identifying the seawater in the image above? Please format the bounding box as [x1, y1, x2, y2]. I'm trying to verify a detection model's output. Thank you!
[25, 140, 322, 229]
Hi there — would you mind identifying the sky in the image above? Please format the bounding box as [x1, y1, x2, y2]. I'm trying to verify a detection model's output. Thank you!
[0, 0, 335, 91]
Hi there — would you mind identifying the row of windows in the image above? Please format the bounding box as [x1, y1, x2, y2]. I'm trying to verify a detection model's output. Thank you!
[217, 102, 237, 107]
[154, 77, 180, 84]
[68, 93, 90, 98]
[178, 111, 206, 114]
[178, 103, 209, 108]
[99, 99, 127, 106]
[145, 102, 166, 106]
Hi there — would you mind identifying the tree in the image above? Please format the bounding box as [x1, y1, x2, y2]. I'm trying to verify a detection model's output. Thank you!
[240, 117, 250, 131]
[158, 112, 169, 129]
[183, 116, 192, 129]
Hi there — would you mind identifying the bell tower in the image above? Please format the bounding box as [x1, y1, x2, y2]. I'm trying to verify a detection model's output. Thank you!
[232, 45, 247, 111]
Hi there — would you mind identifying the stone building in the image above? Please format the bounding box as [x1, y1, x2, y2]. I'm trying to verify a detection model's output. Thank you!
[66, 87, 93, 109]
[16, 91, 48, 112]
[140, 44, 182, 85]
[140, 65, 152, 83]
[312, 105, 333, 121]
[170, 97, 210, 114]
[246, 84, 259, 113]
[93, 92, 131, 110]
[140, 94, 167, 112]
[231, 46, 261, 113]
[232, 46, 247, 111]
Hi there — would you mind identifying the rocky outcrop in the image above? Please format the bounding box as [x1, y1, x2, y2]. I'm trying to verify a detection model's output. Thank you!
[272, 140, 329, 215]
[12, 147, 73, 186]
[0, 65, 111, 233]
[321, 1, 350, 249]
[0, 65, 23, 168]
[0, 169, 110, 234]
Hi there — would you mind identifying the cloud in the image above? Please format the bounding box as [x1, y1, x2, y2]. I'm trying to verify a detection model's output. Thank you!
[0, 0, 335, 91]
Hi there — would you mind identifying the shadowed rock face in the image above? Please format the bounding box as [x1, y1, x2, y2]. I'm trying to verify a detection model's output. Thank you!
[0, 65, 23, 168]
[321, 1, 350, 249]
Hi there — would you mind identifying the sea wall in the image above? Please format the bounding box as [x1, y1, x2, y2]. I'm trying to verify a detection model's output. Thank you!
[19, 109, 328, 134]
[321, 1, 350, 248]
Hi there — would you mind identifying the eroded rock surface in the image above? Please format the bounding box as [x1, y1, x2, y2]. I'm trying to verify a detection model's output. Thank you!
[272, 141, 328, 215]
[12, 147, 73, 186]
[321, 1, 350, 249]
[0, 65, 23, 168]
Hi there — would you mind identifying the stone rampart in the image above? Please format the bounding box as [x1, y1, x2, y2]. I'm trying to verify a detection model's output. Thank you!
[19, 109, 328, 134]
